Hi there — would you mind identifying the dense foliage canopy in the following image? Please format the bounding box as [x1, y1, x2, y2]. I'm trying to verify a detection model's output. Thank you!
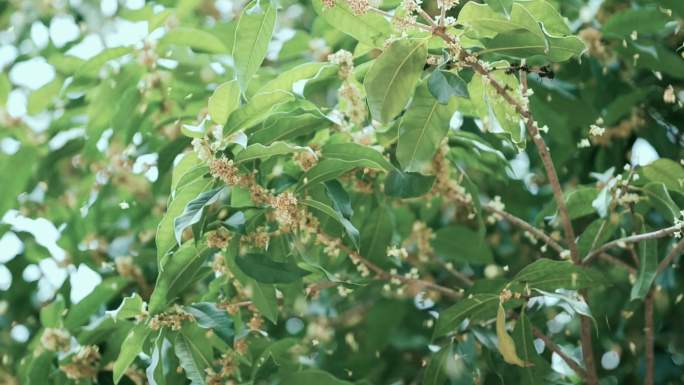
[1, 0, 684, 384]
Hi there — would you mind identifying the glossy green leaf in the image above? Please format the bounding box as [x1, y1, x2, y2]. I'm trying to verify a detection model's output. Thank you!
[511, 259, 603, 291]
[312, 0, 391, 47]
[397, 83, 457, 172]
[107, 293, 146, 322]
[321, 142, 395, 172]
[630, 226, 658, 301]
[173, 186, 225, 245]
[364, 38, 428, 123]
[161, 27, 228, 54]
[233, 0, 277, 92]
[512, 310, 550, 382]
[640, 159, 684, 196]
[384, 169, 435, 198]
[208, 80, 240, 125]
[64, 276, 129, 330]
[113, 323, 151, 384]
[186, 302, 234, 343]
[427, 70, 469, 104]
[433, 294, 499, 338]
[281, 369, 354, 385]
[236, 253, 310, 284]
[174, 327, 213, 385]
[301, 198, 360, 249]
[236, 142, 312, 163]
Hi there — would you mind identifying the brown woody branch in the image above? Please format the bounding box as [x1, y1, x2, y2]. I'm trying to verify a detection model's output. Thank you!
[583, 224, 684, 265]
[532, 326, 588, 380]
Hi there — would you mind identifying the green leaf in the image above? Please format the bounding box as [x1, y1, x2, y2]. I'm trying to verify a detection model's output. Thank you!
[321, 142, 395, 172]
[468, 62, 525, 147]
[64, 276, 129, 330]
[28, 77, 63, 114]
[161, 27, 228, 54]
[512, 310, 550, 382]
[511, 259, 602, 291]
[630, 226, 658, 301]
[0, 146, 38, 216]
[107, 293, 146, 322]
[113, 323, 151, 384]
[186, 302, 234, 343]
[281, 369, 354, 385]
[360, 205, 393, 265]
[149, 242, 216, 314]
[301, 158, 383, 188]
[156, 178, 213, 259]
[397, 83, 457, 172]
[324, 180, 353, 219]
[312, 0, 391, 47]
[642, 183, 680, 224]
[301, 198, 360, 249]
[208, 80, 241, 125]
[481, 30, 586, 62]
[174, 327, 213, 385]
[174, 186, 225, 245]
[577, 218, 618, 257]
[76, 47, 133, 78]
[428, 70, 469, 104]
[236, 142, 312, 163]
[236, 253, 310, 284]
[233, 0, 277, 92]
[40, 295, 65, 328]
[433, 294, 499, 338]
[603, 7, 672, 37]
[485, 0, 513, 16]
[0, 73, 10, 105]
[364, 38, 428, 123]
[384, 169, 435, 198]
[423, 342, 453, 385]
[640, 159, 684, 196]
[432, 226, 494, 264]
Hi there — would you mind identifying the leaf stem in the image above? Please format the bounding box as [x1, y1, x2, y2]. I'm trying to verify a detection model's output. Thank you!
[532, 326, 589, 380]
[483, 204, 564, 254]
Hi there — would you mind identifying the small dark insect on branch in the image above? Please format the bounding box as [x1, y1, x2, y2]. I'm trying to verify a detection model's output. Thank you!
[495, 63, 555, 79]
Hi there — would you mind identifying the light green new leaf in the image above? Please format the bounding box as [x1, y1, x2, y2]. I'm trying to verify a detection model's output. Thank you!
[0, 73, 10, 105]
[113, 323, 151, 384]
[0, 146, 38, 216]
[397, 83, 457, 172]
[28, 77, 63, 114]
[236, 142, 312, 163]
[107, 293, 146, 322]
[312, 0, 391, 48]
[161, 27, 228, 53]
[233, 0, 277, 92]
[156, 178, 213, 259]
[76, 47, 133, 78]
[40, 295, 65, 328]
[321, 142, 394, 172]
[364, 38, 427, 124]
[173, 186, 225, 245]
[225, 63, 335, 134]
[64, 276, 129, 330]
[208, 80, 240, 125]
[630, 226, 658, 301]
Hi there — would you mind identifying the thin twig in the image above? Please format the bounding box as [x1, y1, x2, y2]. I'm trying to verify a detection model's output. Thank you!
[532, 327, 588, 380]
[644, 290, 655, 385]
[598, 253, 637, 275]
[584, 224, 683, 265]
[483, 204, 564, 254]
[657, 237, 684, 275]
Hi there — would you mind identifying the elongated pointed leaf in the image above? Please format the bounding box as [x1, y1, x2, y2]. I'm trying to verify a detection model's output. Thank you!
[364, 38, 427, 123]
[173, 186, 225, 245]
[233, 0, 277, 92]
[208, 80, 240, 125]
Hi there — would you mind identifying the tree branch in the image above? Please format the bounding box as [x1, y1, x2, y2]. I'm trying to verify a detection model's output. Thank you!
[532, 326, 588, 380]
[657, 237, 684, 275]
[483, 204, 564, 254]
[584, 224, 684, 265]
